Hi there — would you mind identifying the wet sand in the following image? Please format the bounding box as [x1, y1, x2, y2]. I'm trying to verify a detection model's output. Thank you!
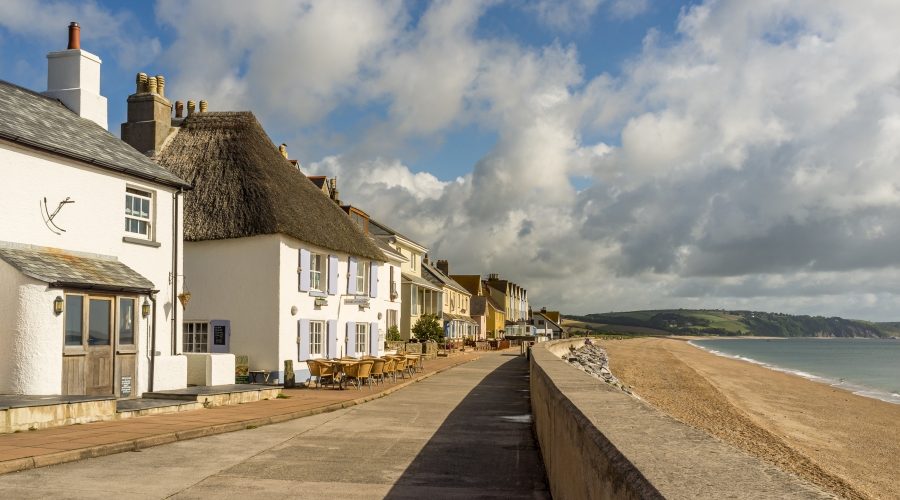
[599, 337, 900, 500]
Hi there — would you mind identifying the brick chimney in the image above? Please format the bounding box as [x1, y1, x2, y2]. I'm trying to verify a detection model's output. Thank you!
[436, 259, 449, 275]
[44, 22, 109, 129]
[121, 70, 173, 156]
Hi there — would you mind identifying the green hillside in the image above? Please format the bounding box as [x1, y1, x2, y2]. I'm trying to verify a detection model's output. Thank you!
[564, 309, 889, 338]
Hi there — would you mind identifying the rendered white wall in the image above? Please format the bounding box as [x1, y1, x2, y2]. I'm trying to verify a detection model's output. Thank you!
[0, 140, 185, 395]
[183, 235, 280, 378]
[152, 355, 187, 392]
[184, 353, 236, 386]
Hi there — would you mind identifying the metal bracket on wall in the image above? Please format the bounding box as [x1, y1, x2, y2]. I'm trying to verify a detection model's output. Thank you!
[41, 197, 74, 234]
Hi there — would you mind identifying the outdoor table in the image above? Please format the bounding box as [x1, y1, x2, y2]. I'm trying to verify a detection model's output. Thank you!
[248, 370, 270, 383]
[325, 360, 360, 390]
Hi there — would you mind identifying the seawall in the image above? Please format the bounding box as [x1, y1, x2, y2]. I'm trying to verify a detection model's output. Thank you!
[529, 338, 832, 500]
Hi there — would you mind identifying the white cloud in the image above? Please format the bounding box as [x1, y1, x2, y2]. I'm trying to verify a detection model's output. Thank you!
[45, 0, 900, 320]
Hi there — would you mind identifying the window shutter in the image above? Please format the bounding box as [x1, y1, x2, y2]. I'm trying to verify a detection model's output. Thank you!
[370, 322, 379, 355]
[299, 249, 311, 292]
[347, 257, 357, 295]
[328, 255, 339, 295]
[369, 263, 379, 298]
[298, 319, 310, 360]
[346, 321, 357, 356]
[327, 320, 338, 358]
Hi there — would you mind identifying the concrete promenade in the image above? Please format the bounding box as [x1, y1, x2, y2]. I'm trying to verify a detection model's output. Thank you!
[0, 351, 549, 498]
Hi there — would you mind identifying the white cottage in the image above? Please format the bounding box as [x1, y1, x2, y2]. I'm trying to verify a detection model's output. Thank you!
[0, 24, 191, 398]
[125, 108, 392, 383]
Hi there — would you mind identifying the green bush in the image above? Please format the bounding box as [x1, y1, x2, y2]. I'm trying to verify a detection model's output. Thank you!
[386, 325, 401, 341]
[412, 314, 444, 343]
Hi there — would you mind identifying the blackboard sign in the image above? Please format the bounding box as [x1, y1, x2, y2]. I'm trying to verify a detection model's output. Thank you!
[213, 325, 226, 345]
[120, 376, 132, 397]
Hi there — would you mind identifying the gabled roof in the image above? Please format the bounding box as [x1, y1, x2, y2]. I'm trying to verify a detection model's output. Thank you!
[369, 218, 428, 253]
[154, 112, 384, 261]
[0, 242, 154, 293]
[0, 80, 189, 188]
[402, 271, 442, 291]
[307, 176, 327, 189]
[533, 311, 563, 331]
[421, 261, 470, 295]
[372, 236, 406, 262]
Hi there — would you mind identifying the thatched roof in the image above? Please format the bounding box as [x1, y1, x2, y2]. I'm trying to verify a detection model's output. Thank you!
[155, 112, 384, 260]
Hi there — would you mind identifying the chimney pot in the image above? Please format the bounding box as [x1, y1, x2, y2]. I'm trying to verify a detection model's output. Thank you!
[436, 259, 449, 275]
[187, 100, 195, 115]
[147, 76, 157, 94]
[279, 143, 288, 158]
[199, 100, 208, 113]
[175, 100, 184, 118]
[67, 22, 80, 50]
[156, 75, 165, 97]
[137, 72, 148, 93]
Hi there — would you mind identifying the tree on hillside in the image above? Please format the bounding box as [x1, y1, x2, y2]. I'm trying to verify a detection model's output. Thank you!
[412, 314, 444, 342]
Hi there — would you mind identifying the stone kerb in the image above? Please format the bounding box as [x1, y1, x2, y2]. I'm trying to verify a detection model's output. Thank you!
[530, 339, 830, 500]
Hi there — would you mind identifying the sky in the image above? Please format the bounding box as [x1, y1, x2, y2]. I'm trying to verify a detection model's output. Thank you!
[3, 0, 900, 320]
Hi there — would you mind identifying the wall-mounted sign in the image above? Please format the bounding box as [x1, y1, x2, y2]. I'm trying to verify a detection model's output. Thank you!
[120, 376, 132, 397]
[315, 297, 329, 307]
[213, 325, 226, 345]
[344, 297, 370, 307]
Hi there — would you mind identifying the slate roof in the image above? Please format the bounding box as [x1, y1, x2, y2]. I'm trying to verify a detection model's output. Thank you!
[421, 261, 470, 295]
[470, 295, 503, 316]
[372, 237, 407, 262]
[401, 272, 442, 291]
[0, 80, 189, 188]
[443, 312, 477, 324]
[153, 112, 384, 261]
[0, 244, 155, 293]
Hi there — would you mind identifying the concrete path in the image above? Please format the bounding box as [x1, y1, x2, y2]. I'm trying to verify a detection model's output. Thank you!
[0, 352, 549, 499]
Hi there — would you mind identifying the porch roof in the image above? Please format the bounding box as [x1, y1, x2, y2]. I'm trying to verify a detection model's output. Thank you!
[401, 272, 442, 292]
[0, 243, 155, 293]
[444, 312, 477, 324]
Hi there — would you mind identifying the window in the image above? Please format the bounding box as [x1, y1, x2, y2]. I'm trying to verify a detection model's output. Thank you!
[119, 298, 135, 345]
[184, 322, 209, 353]
[390, 266, 397, 300]
[356, 323, 369, 354]
[310, 321, 324, 356]
[125, 188, 152, 238]
[411, 253, 418, 272]
[310, 253, 327, 292]
[387, 309, 398, 329]
[65, 295, 84, 346]
[88, 299, 112, 345]
[356, 260, 369, 295]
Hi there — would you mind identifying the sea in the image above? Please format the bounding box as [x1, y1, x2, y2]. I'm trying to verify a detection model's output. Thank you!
[690, 338, 900, 405]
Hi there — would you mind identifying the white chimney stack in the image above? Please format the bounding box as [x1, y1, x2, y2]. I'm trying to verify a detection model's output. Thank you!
[43, 22, 108, 130]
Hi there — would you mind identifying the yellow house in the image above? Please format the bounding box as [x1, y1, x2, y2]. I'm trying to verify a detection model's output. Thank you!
[451, 274, 507, 339]
[423, 259, 477, 339]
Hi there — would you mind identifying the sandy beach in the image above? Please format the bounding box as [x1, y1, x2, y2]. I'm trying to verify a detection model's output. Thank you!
[598, 337, 900, 500]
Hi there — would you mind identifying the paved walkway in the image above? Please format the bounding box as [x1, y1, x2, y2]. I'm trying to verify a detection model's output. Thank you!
[0, 352, 478, 474]
[0, 351, 549, 499]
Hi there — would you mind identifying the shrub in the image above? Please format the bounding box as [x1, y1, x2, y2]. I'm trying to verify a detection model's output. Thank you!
[386, 325, 401, 341]
[412, 314, 444, 343]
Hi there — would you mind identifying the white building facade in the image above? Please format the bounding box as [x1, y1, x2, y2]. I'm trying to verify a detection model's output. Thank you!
[0, 27, 190, 398]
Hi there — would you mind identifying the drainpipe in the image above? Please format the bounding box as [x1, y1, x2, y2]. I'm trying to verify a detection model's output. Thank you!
[171, 188, 183, 355]
[149, 292, 158, 392]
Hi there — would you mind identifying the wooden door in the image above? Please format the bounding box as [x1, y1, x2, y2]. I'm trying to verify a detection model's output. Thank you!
[85, 297, 114, 396]
[114, 298, 138, 399]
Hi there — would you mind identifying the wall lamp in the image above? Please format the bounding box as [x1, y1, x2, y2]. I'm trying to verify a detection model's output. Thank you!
[142, 298, 151, 318]
[53, 296, 64, 315]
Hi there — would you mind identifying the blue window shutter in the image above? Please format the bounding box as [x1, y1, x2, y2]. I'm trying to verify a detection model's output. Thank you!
[370, 322, 379, 354]
[299, 249, 311, 292]
[346, 321, 357, 356]
[369, 263, 379, 298]
[327, 320, 338, 358]
[347, 257, 357, 294]
[328, 255, 339, 295]
[298, 319, 310, 360]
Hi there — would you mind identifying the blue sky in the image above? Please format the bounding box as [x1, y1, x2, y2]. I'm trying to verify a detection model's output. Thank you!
[5, 1, 900, 321]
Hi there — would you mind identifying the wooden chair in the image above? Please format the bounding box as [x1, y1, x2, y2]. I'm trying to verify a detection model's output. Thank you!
[370, 358, 386, 385]
[306, 359, 321, 388]
[342, 361, 360, 390]
[309, 360, 335, 389]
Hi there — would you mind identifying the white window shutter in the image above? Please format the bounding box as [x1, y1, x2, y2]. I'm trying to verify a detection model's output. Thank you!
[347, 257, 357, 295]
[369, 263, 379, 298]
[346, 321, 356, 356]
[327, 320, 337, 358]
[299, 249, 311, 292]
[328, 255, 339, 295]
[369, 322, 379, 355]
[298, 319, 310, 360]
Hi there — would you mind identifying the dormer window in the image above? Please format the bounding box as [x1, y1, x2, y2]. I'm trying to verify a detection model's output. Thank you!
[125, 187, 152, 239]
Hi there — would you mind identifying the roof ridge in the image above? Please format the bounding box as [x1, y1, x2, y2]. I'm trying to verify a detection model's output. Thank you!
[0, 79, 65, 105]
